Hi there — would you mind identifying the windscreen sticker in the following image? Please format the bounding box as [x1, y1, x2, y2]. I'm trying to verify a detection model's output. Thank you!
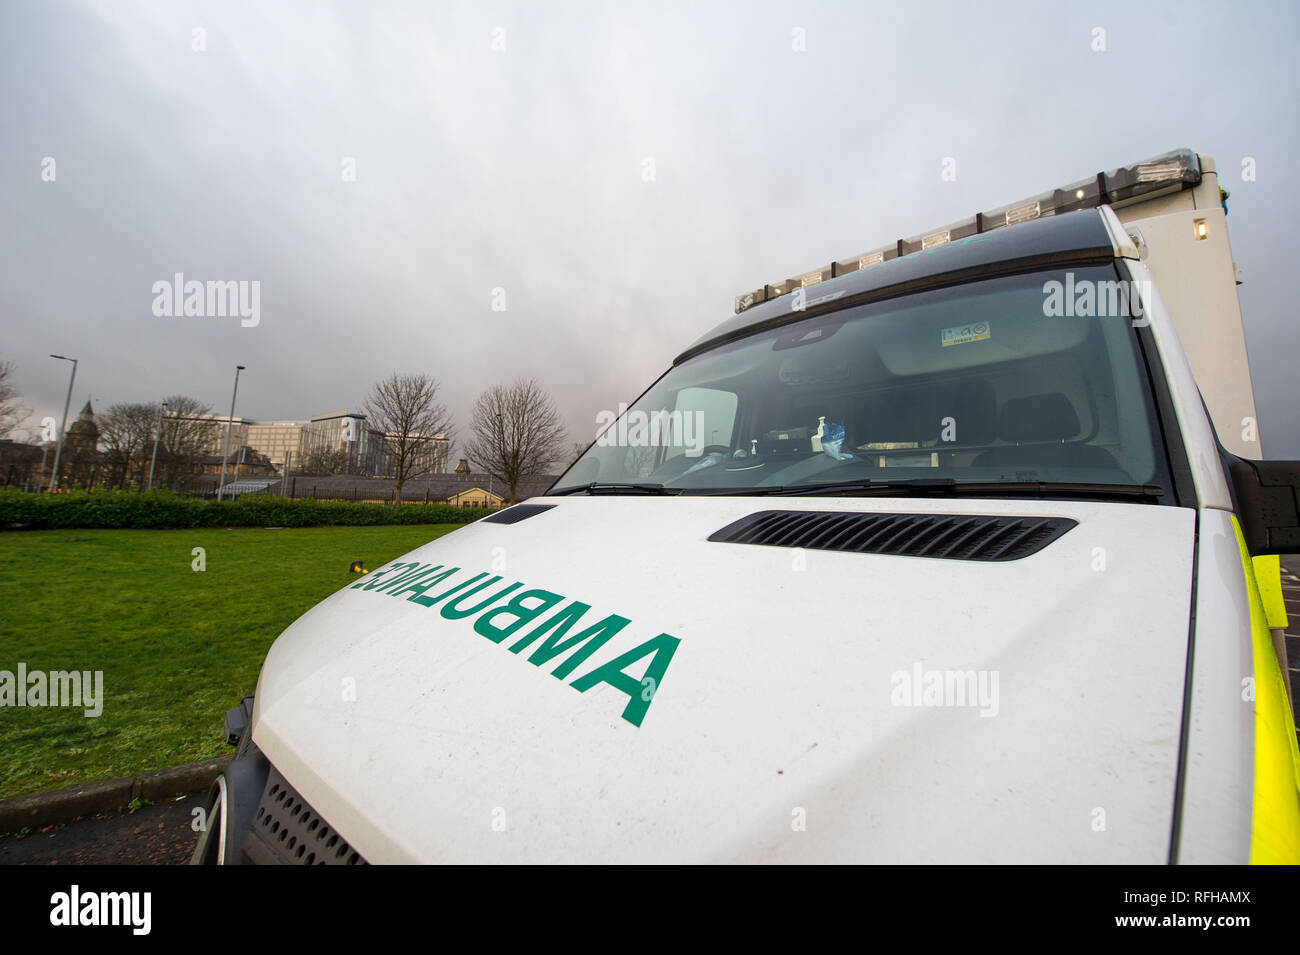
[349, 561, 679, 728]
[941, 321, 991, 347]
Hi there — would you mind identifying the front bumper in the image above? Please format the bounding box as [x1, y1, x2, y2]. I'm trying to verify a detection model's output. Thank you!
[190, 697, 368, 865]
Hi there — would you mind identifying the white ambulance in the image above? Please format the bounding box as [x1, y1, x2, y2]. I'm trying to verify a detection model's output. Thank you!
[194, 149, 1299, 864]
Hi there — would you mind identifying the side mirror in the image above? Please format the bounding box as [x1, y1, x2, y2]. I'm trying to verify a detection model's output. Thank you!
[1223, 454, 1300, 554]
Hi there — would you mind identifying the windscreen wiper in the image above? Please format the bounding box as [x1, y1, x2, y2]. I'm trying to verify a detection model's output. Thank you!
[755, 479, 1166, 499]
[550, 482, 682, 496]
[764, 478, 957, 496]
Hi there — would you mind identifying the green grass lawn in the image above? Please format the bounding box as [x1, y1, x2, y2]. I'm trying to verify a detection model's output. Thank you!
[0, 525, 461, 799]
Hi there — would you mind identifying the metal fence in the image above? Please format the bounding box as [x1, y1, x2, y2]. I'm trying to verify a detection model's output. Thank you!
[190, 480, 499, 507]
[5, 473, 544, 508]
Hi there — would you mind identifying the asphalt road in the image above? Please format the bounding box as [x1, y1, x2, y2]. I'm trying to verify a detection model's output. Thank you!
[0, 794, 204, 865]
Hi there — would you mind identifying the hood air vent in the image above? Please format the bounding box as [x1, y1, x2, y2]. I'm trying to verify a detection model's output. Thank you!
[709, 510, 1075, 562]
[483, 504, 556, 524]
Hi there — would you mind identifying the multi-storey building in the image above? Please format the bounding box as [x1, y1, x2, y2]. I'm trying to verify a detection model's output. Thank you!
[300, 411, 380, 475]
[191, 409, 446, 477]
[242, 419, 309, 470]
[372, 430, 449, 478]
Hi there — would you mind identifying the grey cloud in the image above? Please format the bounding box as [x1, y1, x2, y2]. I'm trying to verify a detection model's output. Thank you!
[1, 0, 1297, 455]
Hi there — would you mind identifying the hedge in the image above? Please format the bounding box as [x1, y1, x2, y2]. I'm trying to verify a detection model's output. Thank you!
[0, 488, 497, 530]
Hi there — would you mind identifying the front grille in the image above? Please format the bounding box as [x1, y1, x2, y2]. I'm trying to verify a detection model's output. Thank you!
[242, 765, 368, 865]
[708, 510, 1076, 561]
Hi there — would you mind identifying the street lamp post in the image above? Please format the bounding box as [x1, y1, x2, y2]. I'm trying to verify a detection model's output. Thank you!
[47, 354, 77, 492]
[495, 411, 505, 503]
[38, 442, 50, 490]
[147, 401, 168, 491]
[217, 365, 246, 501]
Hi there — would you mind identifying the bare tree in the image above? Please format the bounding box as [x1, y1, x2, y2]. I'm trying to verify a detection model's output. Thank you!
[0, 360, 40, 486]
[158, 395, 220, 489]
[362, 373, 454, 503]
[296, 417, 375, 476]
[99, 402, 159, 487]
[465, 378, 568, 504]
[0, 360, 30, 439]
[297, 442, 346, 476]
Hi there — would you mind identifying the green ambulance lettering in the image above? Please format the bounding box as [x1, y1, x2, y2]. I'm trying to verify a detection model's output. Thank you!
[473, 590, 565, 644]
[407, 569, 480, 606]
[508, 603, 630, 678]
[363, 561, 432, 594]
[353, 564, 681, 726]
[372, 562, 438, 593]
[385, 565, 456, 600]
[569, 633, 680, 728]
[440, 578, 523, 619]
[349, 560, 413, 590]
[374, 561, 444, 589]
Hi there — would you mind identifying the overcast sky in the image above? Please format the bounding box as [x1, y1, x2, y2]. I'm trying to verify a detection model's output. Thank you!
[2, 0, 1298, 458]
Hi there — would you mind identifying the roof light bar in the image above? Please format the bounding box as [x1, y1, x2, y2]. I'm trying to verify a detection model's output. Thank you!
[733, 148, 1201, 313]
[921, 229, 951, 250]
[1135, 161, 1187, 182]
[1003, 200, 1041, 226]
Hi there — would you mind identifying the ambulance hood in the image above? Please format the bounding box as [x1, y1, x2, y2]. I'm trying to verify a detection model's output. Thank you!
[251, 495, 1195, 863]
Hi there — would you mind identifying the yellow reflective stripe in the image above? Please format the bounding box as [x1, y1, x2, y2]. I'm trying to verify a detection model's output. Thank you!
[1253, 554, 1289, 630]
[1231, 517, 1300, 864]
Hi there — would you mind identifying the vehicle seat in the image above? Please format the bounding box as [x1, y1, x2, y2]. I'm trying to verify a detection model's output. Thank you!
[972, 394, 1118, 469]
